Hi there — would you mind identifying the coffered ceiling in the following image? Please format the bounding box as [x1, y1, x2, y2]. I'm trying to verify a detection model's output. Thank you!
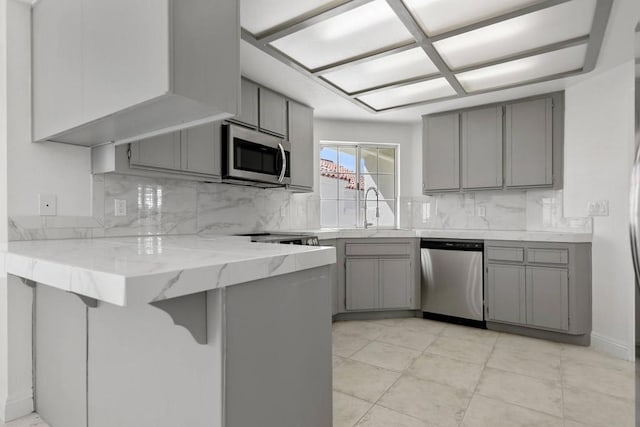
[241, 0, 612, 113]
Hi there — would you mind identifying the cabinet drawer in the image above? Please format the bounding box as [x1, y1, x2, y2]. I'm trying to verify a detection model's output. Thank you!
[527, 248, 568, 265]
[486, 247, 524, 263]
[345, 243, 411, 257]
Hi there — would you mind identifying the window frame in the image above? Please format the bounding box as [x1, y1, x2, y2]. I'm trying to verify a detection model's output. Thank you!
[319, 141, 399, 229]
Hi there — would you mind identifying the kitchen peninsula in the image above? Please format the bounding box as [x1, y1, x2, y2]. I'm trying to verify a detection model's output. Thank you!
[5, 235, 335, 427]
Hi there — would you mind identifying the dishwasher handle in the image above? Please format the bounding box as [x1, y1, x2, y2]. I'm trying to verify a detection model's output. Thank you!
[420, 239, 484, 251]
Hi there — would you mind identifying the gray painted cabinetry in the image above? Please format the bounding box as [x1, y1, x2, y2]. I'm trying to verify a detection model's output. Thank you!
[422, 92, 564, 194]
[485, 240, 591, 344]
[333, 238, 420, 315]
[33, 268, 332, 427]
[461, 106, 503, 189]
[234, 78, 259, 128]
[288, 101, 315, 192]
[259, 87, 288, 137]
[422, 113, 460, 192]
[32, 0, 239, 146]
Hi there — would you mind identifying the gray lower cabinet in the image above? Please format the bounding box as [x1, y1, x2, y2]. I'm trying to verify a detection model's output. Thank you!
[461, 106, 502, 189]
[379, 258, 412, 309]
[259, 87, 287, 137]
[423, 112, 460, 192]
[288, 100, 314, 192]
[338, 238, 420, 314]
[485, 240, 591, 338]
[486, 264, 526, 325]
[346, 258, 379, 311]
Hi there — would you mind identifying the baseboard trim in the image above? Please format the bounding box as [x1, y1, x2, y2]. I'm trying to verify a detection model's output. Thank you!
[590, 332, 633, 361]
[0, 393, 33, 423]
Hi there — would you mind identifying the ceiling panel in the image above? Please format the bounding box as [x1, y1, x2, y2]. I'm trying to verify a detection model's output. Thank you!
[434, 0, 595, 69]
[357, 78, 456, 110]
[456, 44, 587, 92]
[402, 0, 540, 36]
[241, 0, 341, 36]
[271, 0, 413, 70]
[321, 47, 438, 93]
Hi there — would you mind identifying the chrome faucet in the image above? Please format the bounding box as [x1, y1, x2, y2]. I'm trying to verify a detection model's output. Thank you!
[364, 186, 380, 229]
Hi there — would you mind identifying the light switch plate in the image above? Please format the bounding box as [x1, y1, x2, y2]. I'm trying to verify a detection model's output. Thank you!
[38, 194, 57, 216]
[587, 200, 609, 216]
[114, 199, 127, 217]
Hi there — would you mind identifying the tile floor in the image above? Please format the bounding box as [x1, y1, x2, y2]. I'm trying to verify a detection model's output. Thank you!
[3, 318, 635, 427]
[332, 317, 635, 427]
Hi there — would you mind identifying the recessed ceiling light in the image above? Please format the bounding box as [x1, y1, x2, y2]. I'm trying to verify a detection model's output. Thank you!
[434, 0, 596, 69]
[271, 0, 413, 70]
[456, 44, 587, 92]
[241, 0, 340, 36]
[402, 0, 540, 36]
[357, 78, 456, 110]
[322, 47, 438, 93]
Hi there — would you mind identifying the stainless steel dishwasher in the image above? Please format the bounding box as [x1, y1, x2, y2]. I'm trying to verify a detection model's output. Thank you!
[421, 239, 484, 326]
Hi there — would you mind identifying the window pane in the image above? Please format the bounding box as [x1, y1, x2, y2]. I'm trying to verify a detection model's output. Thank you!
[378, 148, 395, 174]
[338, 174, 358, 200]
[338, 200, 357, 228]
[320, 199, 338, 228]
[319, 146, 339, 199]
[338, 146, 357, 172]
[360, 147, 378, 174]
[362, 174, 395, 200]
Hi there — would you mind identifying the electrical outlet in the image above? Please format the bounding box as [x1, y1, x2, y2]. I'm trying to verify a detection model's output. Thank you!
[280, 206, 287, 218]
[38, 194, 57, 216]
[587, 200, 609, 216]
[114, 199, 127, 217]
[422, 203, 430, 223]
[477, 206, 486, 217]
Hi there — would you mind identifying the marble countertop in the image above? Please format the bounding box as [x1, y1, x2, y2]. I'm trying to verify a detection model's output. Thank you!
[298, 228, 592, 243]
[4, 235, 336, 307]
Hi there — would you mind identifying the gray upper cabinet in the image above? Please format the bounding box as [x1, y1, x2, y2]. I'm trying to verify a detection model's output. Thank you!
[180, 122, 222, 178]
[130, 132, 182, 172]
[422, 92, 563, 193]
[259, 88, 287, 137]
[423, 113, 460, 192]
[288, 101, 314, 192]
[461, 106, 503, 189]
[232, 78, 259, 128]
[33, 0, 239, 146]
[505, 98, 553, 188]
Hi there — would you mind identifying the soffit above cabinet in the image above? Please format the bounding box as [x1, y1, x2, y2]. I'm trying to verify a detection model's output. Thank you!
[241, 0, 612, 113]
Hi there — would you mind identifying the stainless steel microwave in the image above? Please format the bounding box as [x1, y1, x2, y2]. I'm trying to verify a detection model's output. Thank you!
[222, 123, 290, 187]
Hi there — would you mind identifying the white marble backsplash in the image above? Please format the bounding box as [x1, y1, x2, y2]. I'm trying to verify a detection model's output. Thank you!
[8, 174, 321, 241]
[9, 175, 590, 241]
[401, 189, 592, 233]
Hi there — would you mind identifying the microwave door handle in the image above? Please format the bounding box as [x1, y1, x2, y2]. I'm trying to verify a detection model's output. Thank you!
[278, 143, 286, 183]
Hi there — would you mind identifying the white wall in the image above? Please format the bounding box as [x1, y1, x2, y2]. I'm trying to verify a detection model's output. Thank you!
[314, 119, 422, 198]
[6, 0, 91, 217]
[564, 61, 637, 360]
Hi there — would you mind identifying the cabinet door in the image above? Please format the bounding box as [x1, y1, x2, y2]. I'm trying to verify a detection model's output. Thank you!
[234, 78, 259, 128]
[487, 264, 526, 325]
[345, 258, 379, 311]
[288, 101, 314, 190]
[505, 98, 553, 187]
[259, 87, 287, 137]
[181, 122, 221, 177]
[526, 267, 569, 331]
[379, 258, 412, 309]
[462, 106, 503, 189]
[130, 131, 181, 171]
[423, 113, 460, 192]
